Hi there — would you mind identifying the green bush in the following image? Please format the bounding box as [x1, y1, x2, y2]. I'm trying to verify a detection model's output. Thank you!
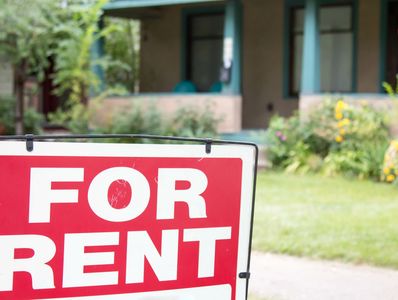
[0, 97, 44, 134]
[167, 106, 220, 139]
[267, 99, 390, 180]
[99, 104, 220, 143]
[0, 97, 16, 134]
[382, 141, 398, 184]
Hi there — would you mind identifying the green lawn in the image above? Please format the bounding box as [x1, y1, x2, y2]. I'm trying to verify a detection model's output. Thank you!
[252, 171, 398, 268]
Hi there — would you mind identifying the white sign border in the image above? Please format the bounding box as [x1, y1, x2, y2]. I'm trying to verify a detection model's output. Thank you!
[0, 141, 256, 300]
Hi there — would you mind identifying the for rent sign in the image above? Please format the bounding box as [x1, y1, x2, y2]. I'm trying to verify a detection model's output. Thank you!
[0, 141, 256, 299]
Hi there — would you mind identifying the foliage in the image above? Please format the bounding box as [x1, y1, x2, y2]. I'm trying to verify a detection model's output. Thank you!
[266, 99, 390, 180]
[104, 18, 140, 93]
[383, 74, 398, 99]
[0, 97, 44, 134]
[382, 141, 398, 184]
[167, 106, 220, 138]
[52, 0, 115, 103]
[99, 104, 220, 143]
[0, 97, 16, 134]
[102, 104, 164, 143]
[49, 0, 128, 130]
[0, 0, 59, 133]
[0, 0, 57, 77]
[49, 88, 125, 134]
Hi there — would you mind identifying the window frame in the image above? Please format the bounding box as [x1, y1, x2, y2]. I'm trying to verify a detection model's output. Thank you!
[181, 6, 225, 92]
[284, 0, 358, 98]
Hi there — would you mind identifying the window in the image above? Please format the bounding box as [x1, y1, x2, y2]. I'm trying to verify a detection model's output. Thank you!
[290, 4, 354, 95]
[186, 12, 224, 92]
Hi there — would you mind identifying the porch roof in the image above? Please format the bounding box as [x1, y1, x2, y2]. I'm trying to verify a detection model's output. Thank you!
[103, 0, 223, 11]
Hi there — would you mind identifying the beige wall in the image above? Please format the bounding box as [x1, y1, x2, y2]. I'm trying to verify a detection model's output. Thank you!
[0, 59, 13, 97]
[357, 0, 381, 92]
[140, 6, 181, 92]
[242, 0, 298, 128]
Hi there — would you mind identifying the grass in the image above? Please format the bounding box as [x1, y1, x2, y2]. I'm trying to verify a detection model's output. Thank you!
[252, 171, 398, 269]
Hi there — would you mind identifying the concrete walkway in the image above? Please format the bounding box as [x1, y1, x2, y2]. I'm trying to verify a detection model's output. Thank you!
[249, 251, 398, 300]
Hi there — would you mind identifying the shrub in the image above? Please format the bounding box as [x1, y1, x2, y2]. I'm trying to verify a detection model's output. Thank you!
[322, 100, 389, 180]
[266, 98, 390, 180]
[382, 141, 398, 184]
[99, 104, 220, 143]
[167, 106, 220, 139]
[101, 104, 164, 143]
[0, 97, 44, 134]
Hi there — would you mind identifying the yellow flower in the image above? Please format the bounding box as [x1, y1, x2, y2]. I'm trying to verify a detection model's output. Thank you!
[335, 135, 343, 143]
[383, 167, 391, 175]
[339, 128, 346, 135]
[336, 100, 348, 111]
[335, 112, 343, 120]
[386, 174, 395, 183]
[393, 141, 398, 151]
[337, 118, 350, 127]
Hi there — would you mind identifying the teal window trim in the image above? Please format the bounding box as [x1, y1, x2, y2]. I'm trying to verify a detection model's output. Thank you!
[180, 5, 225, 82]
[283, 0, 358, 99]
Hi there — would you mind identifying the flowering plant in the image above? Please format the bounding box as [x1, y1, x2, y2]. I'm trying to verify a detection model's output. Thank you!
[382, 141, 398, 184]
[266, 98, 391, 180]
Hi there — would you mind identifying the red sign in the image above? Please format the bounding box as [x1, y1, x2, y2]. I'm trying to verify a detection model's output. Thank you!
[0, 141, 256, 299]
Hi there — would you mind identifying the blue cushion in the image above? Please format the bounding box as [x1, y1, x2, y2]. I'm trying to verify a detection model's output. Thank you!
[173, 80, 197, 93]
[209, 82, 222, 93]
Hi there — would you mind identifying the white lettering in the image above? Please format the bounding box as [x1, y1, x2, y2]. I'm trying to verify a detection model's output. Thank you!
[29, 168, 84, 223]
[183, 227, 231, 278]
[63, 232, 119, 288]
[88, 167, 150, 222]
[157, 168, 208, 220]
[126, 230, 179, 283]
[0, 235, 56, 291]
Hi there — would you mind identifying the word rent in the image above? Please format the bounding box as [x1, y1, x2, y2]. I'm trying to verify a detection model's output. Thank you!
[0, 167, 232, 291]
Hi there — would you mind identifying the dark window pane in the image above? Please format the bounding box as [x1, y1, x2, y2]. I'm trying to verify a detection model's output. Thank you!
[191, 14, 224, 37]
[320, 6, 352, 31]
[187, 13, 224, 92]
[191, 40, 223, 92]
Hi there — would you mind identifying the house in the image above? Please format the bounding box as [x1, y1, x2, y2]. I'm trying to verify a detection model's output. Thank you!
[95, 0, 398, 133]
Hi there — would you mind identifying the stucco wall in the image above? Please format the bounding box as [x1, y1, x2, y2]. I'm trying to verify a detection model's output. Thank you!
[242, 0, 298, 128]
[357, 0, 381, 93]
[140, 6, 181, 92]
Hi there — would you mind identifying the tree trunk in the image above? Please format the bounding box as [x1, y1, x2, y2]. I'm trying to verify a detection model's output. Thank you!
[13, 62, 26, 135]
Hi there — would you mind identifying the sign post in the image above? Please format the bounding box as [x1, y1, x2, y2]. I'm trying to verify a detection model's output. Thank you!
[0, 135, 257, 300]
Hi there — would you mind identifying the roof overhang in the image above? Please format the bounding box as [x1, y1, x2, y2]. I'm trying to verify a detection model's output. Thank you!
[103, 0, 223, 11]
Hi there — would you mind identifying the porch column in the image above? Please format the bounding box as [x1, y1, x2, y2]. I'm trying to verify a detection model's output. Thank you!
[301, 0, 320, 94]
[91, 17, 105, 93]
[221, 0, 242, 94]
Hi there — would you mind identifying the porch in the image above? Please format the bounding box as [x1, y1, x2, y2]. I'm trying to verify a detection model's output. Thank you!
[91, 0, 397, 133]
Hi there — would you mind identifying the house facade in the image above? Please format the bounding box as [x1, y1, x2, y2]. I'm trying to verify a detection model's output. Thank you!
[99, 0, 398, 132]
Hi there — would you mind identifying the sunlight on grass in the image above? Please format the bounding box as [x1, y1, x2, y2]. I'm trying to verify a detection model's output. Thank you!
[253, 171, 398, 268]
